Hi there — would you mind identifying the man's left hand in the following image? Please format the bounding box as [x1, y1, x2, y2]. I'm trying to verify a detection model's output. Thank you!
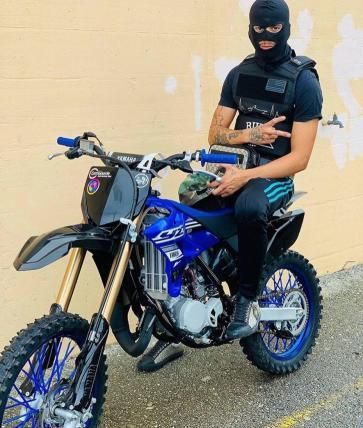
[208, 164, 251, 197]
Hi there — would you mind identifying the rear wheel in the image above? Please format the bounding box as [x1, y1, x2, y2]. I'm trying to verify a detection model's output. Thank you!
[241, 250, 323, 374]
[0, 313, 107, 427]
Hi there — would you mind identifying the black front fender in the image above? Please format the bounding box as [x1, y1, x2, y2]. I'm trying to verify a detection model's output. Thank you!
[14, 224, 115, 271]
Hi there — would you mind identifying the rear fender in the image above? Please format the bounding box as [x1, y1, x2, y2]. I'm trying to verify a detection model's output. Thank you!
[267, 209, 305, 258]
[14, 224, 115, 271]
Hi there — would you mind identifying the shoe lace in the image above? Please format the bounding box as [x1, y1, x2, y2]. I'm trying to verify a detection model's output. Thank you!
[148, 341, 170, 359]
[233, 299, 251, 324]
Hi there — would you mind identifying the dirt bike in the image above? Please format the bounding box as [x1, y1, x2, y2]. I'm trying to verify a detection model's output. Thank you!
[0, 132, 322, 427]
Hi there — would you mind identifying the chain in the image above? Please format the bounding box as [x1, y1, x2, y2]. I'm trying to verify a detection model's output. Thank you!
[257, 289, 285, 301]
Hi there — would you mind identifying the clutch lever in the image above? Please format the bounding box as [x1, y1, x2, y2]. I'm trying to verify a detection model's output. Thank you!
[48, 148, 81, 160]
[48, 152, 65, 160]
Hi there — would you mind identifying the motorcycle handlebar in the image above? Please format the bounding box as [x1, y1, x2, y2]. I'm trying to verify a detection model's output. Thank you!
[199, 149, 238, 166]
[55, 135, 238, 172]
[57, 136, 80, 148]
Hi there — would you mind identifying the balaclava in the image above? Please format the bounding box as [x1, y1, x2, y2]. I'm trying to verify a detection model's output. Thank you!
[248, 0, 292, 70]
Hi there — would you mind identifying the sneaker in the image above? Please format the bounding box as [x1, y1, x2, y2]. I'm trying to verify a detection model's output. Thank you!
[137, 340, 184, 373]
[225, 294, 261, 339]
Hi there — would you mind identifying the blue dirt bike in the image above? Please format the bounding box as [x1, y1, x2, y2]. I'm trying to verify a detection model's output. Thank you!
[0, 132, 322, 427]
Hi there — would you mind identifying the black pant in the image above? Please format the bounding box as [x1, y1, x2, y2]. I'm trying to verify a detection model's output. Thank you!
[232, 177, 294, 299]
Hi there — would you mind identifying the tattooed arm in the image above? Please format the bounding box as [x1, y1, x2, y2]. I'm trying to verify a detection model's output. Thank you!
[208, 106, 292, 146]
[208, 106, 245, 146]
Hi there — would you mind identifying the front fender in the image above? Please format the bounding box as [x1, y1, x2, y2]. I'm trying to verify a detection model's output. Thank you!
[14, 224, 115, 271]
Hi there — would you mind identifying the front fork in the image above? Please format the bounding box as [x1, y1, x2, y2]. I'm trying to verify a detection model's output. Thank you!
[46, 217, 140, 413]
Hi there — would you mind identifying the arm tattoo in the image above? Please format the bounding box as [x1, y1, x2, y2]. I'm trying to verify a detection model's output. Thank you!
[213, 129, 244, 146]
[227, 131, 242, 141]
[215, 129, 230, 145]
[249, 126, 263, 144]
[211, 106, 244, 145]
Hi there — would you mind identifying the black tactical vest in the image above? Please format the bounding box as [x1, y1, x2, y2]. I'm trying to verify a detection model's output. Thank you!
[232, 54, 317, 159]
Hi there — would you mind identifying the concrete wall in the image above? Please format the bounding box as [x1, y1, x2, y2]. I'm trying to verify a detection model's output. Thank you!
[0, 1, 362, 348]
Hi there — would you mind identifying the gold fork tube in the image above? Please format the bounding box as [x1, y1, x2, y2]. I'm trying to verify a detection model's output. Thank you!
[100, 214, 143, 322]
[100, 241, 133, 322]
[55, 247, 87, 311]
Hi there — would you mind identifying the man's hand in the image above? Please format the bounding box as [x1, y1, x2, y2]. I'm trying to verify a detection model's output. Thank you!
[248, 116, 291, 145]
[208, 164, 251, 197]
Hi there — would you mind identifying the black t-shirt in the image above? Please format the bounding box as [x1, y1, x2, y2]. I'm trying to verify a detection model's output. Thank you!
[219, 66, 323, 122]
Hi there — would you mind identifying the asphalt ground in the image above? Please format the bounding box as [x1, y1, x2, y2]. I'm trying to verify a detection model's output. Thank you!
[103, 265, 363, 428]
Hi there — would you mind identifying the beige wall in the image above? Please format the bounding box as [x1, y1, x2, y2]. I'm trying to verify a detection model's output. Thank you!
[0, 1, 362, 348]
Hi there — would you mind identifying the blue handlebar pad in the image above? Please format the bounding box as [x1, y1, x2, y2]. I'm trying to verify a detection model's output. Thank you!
[57, 136, 79, 148]
[200, 149, 238, 166]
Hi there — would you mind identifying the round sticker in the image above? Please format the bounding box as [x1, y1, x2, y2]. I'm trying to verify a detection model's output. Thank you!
[87, 178, 100, 195]
[135, 173, 150, 189]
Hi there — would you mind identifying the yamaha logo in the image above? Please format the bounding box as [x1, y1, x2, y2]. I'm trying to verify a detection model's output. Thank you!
[135, 173, 149, 189]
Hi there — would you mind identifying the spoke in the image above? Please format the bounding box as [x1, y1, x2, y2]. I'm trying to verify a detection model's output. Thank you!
[276, 270, 284, 290]
[267, 333, 274, 348]
[11, 385, 33, 409]
[272, 271, 280, 290]
[45, 340, 76, 390]
[54, 339, 65, 382]
[274, 337, 280, 352]
[16, 411, 35, 428]
[5, 396, 36, 410]
[20, 367, 37, 387]
[27, 357, 45, 393]
[269, 336, 276, 351]
[57, 342, 75, 379]
[33, 344, 48, 392]
[2, 409, 35, 425]
[31, 413, 38, 428]
[282, 338, 288, 351]
[284, 272, 292, 291]
[44, 338, 65, 389]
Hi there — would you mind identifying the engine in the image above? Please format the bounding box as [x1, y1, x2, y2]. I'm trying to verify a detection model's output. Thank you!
[169, 295, 223, 335]
[139, 211, 224, 338]
[166, 264, 224, 335]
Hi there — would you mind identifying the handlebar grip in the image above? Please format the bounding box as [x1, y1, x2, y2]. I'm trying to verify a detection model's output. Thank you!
[57, 136, 79, 148]
[200, 149, 238, 166]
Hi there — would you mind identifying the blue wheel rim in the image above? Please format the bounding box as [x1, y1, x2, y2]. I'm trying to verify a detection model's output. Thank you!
[2, 336, 94, 427]
[259, 264, 314, 361]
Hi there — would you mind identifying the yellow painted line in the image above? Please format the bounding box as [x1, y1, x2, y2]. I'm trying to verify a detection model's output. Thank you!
[268, 377, 363, 428]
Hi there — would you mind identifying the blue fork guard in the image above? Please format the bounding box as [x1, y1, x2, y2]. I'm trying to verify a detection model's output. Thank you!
[14, 224, 114, 271]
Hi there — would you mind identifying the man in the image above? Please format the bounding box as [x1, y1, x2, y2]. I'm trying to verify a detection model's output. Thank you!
[137, 0, 323, 372]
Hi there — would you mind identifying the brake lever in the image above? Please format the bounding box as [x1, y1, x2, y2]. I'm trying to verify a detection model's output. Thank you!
[48, 152, 66, 160]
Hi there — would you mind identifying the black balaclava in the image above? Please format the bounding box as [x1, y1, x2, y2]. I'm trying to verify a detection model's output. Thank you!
[248, 0, 292, 70]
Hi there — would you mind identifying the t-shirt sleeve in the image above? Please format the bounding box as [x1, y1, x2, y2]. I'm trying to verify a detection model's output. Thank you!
[293, 69, 323, 122]
[218, 68, 238, 109]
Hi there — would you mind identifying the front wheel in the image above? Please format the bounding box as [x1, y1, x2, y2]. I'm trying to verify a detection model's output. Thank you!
[0, 313, 107, 427]
[241, 250, 323, 374]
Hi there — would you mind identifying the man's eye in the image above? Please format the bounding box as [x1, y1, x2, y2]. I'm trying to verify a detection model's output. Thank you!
[267, 24, 283, 33]
[253, 26, 264, 33]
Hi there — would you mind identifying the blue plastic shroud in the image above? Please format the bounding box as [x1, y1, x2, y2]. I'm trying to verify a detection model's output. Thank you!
[144, 196, 227, 297]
